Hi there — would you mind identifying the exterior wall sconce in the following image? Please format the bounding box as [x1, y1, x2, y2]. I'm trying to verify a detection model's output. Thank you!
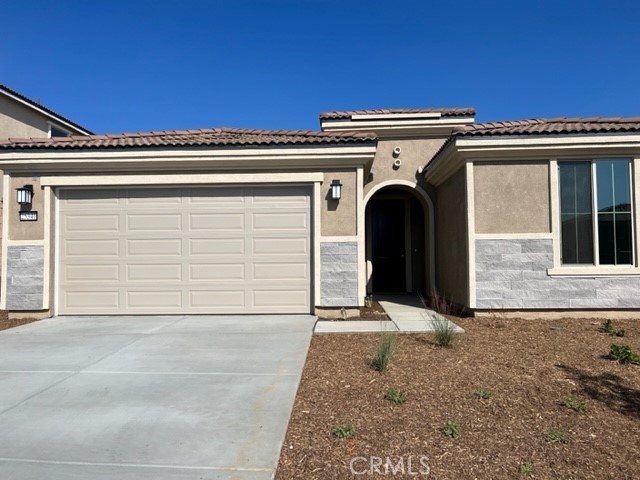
[16, 185, 34, 205]
[16, 185, 38, 221]
[330, 179, 342, 200]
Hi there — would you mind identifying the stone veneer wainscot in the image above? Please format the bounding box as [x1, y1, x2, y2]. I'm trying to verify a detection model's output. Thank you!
[476, 239, 640, 309]
[320, 241, 358, 306]
[6, 245, 44, 310]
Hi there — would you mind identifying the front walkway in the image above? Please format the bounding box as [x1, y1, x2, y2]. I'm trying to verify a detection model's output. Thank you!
[0, 315, 315, 480]
[314, 295, 464, 333]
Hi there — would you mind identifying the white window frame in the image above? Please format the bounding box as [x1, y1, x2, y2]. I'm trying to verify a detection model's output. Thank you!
[48, 122, 72, 138]
[548, 157, 640, 276]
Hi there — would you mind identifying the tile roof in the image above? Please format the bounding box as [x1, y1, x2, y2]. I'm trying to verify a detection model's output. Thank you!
[0, 127, 377, 150]
[426, 116, 640, 175]
[452, 117, 640, 136]
[0, 84, 93, 135]
[319, 107, 476, 120]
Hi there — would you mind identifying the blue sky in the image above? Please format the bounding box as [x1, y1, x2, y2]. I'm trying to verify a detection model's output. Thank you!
[2, 1, 639, 134]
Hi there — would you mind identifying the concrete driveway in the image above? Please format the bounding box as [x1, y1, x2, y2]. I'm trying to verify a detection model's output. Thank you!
[0, 314, 315, 479]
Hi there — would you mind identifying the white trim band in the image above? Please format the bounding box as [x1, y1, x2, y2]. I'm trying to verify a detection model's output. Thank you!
[475, 233, 553, 240]
[41, 172, 325, 187]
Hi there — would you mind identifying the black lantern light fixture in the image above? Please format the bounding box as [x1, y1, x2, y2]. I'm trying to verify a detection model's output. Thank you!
[16, 185, 34, 206]
[330, 179, 342, 200]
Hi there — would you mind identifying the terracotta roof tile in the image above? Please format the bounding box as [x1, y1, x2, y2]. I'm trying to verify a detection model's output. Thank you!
[426, 116, 640, 174]
[320, 107, 476, 120]
[0, 127, 377, 150]
[453, 117, 640, 136]
[0, 84, 93, 135]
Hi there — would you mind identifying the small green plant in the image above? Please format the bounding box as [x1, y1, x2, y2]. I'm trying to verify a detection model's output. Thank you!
[544, 428, 568, 444]
[340, 307, 348, 320]
[364, 295, 373, 308]
[476, 388, 494, 400]
[333, 424, 355, 439]
[384, 387, 406, 405]
[441, 421, 461, 438]
[432, 312, 455, 347]
[372, 333, 396, 372]
[600, 319, 625, 337]
[519, 462, 534, 474]
[560, 395, 587, 412]
[608, 344, 640, 364]
[599, 319, 614, 333]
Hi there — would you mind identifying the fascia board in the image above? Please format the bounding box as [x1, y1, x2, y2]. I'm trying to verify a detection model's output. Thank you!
[423, 137, 459, 186]
[321, 118, 474, 133]
[0, 145, 377, 172]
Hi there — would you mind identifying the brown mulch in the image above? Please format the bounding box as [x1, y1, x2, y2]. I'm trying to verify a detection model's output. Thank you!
[276, 316, 640, 479]
[357, 301, 389, 320]
[0, 311, 40, 331]
[319, 301, 390, 321]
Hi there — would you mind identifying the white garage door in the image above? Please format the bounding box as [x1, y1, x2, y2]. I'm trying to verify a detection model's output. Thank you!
[57, 186, 311, 314]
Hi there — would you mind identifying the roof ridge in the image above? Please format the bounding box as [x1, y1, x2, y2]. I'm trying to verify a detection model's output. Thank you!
[0, 125, 377, 150]
[19, 126, 379, 142]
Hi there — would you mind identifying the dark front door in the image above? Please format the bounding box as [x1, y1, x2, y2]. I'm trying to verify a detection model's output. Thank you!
[370, 199, 406, 292]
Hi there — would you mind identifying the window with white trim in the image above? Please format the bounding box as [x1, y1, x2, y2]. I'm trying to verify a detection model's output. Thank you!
[49, 124, 71, 137]
[558, 159, 634, 266]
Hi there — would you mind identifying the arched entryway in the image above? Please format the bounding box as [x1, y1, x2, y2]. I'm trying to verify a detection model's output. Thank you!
[365, 184, 432, 295]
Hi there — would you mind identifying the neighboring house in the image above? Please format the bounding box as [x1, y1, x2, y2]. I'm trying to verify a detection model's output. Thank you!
[0, 84, 92, 139]
[0, 84, 92, 198]
[0, 106, 639, 316]
[0, 85, 92, 298]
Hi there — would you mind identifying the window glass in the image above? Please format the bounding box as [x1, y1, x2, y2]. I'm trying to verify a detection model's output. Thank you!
[50, 125, 69, 137]
[597, 160, 631, 213]
[559, 162, 594, 264]
[596, 160, 632, 265]
[613, 160, 631, 212]
[560, 159, 633, 267]
[615, 212, 633, 264]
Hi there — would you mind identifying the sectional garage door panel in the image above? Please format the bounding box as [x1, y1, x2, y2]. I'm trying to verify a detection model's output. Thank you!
[57, 186, 311, 314]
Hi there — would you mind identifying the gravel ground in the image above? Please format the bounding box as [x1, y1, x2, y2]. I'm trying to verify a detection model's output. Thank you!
[276, 316, 640, 479]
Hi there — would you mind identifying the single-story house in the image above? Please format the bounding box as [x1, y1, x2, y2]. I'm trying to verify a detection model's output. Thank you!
[1, 105, 640, 317]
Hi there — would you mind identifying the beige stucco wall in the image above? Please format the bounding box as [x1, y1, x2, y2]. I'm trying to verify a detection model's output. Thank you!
[0, 95, 55, 201]
[321, 170, 357, 236]
[8, 176, 45, 241]
[0, 95, 51, 140]
[436, 166, 468, 306]
[364, 138, 447, 196]
[474, 161, 551, 234]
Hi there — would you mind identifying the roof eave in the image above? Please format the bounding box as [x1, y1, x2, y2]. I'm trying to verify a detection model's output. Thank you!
[320, 117, 475, 138]
[425, 131, 640, 186]
[0, 142, 378, 174]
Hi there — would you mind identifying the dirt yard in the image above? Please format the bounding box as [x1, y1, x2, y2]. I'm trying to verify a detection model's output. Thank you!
[0, 311, 40, 331]
[318, 301, 390, 322]
[276, 316, 640, 479]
